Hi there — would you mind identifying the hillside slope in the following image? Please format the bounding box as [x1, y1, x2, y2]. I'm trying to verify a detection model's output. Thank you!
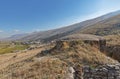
[79, 15, 120, 35]
[18, 10, 120, 43]
[0, 37, 118, 79]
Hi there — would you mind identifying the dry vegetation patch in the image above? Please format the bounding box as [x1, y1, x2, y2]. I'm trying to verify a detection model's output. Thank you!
[0, 57, 68, 79]
[104, 34, 120, 45]
[0, 40, 118, 79]
[39, 41, 118, 67]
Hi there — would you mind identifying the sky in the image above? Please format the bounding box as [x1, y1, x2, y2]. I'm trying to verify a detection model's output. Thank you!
[0, 0, 120, 38]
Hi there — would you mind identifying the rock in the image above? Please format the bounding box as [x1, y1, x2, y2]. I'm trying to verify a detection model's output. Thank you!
[66, 67, 75, 79]
[82, 64, 120, 79]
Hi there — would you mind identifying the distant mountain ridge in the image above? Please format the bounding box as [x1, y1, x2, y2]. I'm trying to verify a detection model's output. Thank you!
[2, 33, 29, 41]
[6, 10, 120, 42]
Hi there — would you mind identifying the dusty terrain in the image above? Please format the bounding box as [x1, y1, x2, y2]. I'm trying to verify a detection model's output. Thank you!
[0, 47, 44, 70]
[0, 36, 119, 79]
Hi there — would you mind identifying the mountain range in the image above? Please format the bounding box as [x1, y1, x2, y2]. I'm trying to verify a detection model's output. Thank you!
[5, 10, 120, 43]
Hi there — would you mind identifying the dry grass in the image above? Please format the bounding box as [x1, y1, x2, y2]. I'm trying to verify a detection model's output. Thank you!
[39, 41, 118, 67]
[0, 57, 68, 79]
[0, 47, 44, 70]
[0, 41, 118, 79]
[0, 43, 68, 79]
[104, 34, 120, 45]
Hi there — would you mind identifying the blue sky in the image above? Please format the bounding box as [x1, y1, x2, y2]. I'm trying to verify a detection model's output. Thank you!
[0, 0, 120, 38]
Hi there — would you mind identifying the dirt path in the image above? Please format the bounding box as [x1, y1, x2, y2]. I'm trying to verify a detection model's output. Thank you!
[0, 48, 44, 70]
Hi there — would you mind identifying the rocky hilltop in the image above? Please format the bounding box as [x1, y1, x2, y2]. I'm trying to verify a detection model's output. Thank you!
[49, 34, 120, 79]
[37, 34, 119, 79]
[0, 34, 119, 79]
[59, 34, 106, 52]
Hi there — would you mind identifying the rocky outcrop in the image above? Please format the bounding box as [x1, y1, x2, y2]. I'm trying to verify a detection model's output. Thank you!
[66, 67, 75, 79]
[37, 34, 120, 79]
[57, 34, 106, 51]
[53, 39, 120, 79]
[54, 39, 106, 52]
[54, 37, 120, 62]
[67, 64, 120, 79]
[66, 64, 120, 79]
[105, 45, 120, 62]
[84, 40, 106, 52]
[82, 64, 120, 79]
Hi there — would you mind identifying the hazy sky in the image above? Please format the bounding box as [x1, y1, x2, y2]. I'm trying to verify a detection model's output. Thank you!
[0, 0, 120, 38]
